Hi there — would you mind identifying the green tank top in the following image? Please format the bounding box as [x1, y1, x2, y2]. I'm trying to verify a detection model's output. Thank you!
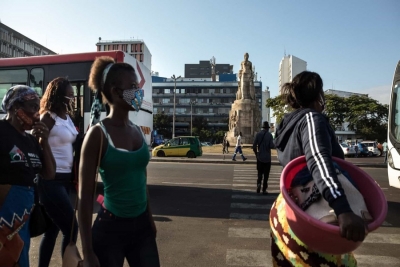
[99, 122, 150, 217]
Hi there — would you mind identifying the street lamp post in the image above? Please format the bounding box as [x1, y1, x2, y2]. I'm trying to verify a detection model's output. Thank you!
[190, 100, 197, 135]
[171, 74, 181, 138]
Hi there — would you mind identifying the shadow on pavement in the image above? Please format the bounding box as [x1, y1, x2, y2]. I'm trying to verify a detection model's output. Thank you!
[384, 201, 400, 228]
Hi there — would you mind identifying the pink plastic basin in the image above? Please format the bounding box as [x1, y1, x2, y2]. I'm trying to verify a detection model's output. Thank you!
[280, 156, 388, 254]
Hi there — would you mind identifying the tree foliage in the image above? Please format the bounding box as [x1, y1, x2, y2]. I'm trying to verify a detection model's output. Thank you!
[265, 93, 389, 141]
[324, 94, 349, 130]
[266, 95, 290, 124]
[153, 112, 172, 138]
[345, 95, 388, 141]
[192, 116, 208, 131]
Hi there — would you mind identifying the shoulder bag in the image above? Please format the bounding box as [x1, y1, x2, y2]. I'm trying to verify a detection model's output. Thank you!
[29, 175, 53, 238]
[62, 126, 103, 267]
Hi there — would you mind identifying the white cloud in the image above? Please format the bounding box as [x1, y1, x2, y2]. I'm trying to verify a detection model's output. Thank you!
[362, 85, 391, 105]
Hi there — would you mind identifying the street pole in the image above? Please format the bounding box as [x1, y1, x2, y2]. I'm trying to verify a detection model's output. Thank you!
[171, 74, 181, 138]
[190, 101, 196, 136]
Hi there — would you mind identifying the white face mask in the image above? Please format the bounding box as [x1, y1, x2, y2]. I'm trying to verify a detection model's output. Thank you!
[122, 88, 144, 112]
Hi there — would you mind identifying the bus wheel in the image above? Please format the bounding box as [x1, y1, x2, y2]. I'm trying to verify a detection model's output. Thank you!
[187, 151, 196, 158]
[157, 150, 165, 157]
[368, 151, 373, 157]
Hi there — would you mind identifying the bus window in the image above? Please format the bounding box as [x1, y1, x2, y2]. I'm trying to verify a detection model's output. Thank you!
[390, 82, 400, 141]
[70, 81, 85, 131]
[29, 68, 44, 96]
[0, 69, 28, 110]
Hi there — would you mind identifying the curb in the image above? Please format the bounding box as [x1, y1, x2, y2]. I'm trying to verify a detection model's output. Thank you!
[150, 158, 387, 169]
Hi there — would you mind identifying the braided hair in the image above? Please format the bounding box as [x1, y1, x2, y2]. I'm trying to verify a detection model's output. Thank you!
[40, 77, 74, 116]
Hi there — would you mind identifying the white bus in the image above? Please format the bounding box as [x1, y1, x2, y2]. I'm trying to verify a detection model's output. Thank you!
[0, 51, 153, 144]
[388, 60, 400, 188]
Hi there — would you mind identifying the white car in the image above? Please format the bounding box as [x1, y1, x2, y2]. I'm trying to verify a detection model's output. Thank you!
[361, 141, 380, 157]
[340, 143, 356, 157]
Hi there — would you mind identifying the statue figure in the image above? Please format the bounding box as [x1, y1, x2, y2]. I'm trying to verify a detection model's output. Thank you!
[238, 53, 255, 100]
[229, 111, 237, 131]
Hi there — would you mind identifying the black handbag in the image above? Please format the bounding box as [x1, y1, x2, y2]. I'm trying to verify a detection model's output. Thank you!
[26, 153, 53, 238]
[29, 177, 53, 237]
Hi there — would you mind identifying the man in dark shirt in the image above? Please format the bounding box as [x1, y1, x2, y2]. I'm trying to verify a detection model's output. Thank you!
[253, 121, 275, 194]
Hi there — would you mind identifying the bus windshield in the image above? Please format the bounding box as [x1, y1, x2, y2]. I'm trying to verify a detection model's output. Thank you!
[390, 82, 400, 141]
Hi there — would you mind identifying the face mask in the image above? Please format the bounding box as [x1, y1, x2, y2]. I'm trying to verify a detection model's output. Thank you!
[122, 89, 144, 112]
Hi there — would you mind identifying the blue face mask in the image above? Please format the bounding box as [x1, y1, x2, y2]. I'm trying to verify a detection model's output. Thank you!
[122, 88, 144, 112]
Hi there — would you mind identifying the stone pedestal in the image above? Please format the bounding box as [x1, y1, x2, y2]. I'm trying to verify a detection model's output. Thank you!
[227, 99, 261, 145]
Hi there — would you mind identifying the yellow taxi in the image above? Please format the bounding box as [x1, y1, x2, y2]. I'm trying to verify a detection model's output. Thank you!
[152, 136, 202, 158]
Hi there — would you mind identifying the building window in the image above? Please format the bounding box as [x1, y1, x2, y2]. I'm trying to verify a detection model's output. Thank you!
[164, 89, 171, 94]
[140, 54, 143, 62]
[180, 98, 190, 104]
[180, 89, 185, 94]
[162, 98, 169, 104]
[97, 45, 101, 51]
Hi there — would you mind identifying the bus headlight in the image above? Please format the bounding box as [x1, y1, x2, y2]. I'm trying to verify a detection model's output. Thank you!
[388, 150, 394, 168]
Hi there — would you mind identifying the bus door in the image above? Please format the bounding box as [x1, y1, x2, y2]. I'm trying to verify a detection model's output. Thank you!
[388, 60, 400, 188]
[69, 81, 85, 133]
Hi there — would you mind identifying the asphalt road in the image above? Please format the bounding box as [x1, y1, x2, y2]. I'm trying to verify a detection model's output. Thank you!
[29, 162, 399, 267]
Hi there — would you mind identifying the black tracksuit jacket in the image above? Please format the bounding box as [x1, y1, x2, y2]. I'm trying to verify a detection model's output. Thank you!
[274, 108, 352, 216]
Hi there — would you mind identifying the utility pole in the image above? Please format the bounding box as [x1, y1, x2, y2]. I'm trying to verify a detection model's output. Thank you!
[171, 74, 181, 138]
[190, 100, 197, 135]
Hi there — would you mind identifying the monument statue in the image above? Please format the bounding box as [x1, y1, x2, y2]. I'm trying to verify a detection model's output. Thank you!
[227, 52, 262, 145]
[237, 53, 255, 100]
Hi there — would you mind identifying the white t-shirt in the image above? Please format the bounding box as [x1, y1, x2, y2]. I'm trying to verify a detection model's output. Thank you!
[44, 112, 78, 173]
[236, 135, 242, 147]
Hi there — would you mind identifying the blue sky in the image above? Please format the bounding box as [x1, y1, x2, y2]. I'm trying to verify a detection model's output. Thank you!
[1, 0, 399, 104]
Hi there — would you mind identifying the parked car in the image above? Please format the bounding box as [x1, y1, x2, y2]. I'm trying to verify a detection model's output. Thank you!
[151, 134, 165, 148]
[339, 143, 356, 157]
[361, 141, 380, 157]
[152, 136, 202, 158]
[201, 142, 212, 146]
[354, 143, 370, 157]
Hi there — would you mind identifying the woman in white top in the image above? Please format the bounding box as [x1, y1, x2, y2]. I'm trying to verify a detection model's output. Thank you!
[38, 77, 78, 267]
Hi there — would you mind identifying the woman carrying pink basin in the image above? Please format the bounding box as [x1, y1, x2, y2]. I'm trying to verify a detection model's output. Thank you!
[271, 71, 385, 266]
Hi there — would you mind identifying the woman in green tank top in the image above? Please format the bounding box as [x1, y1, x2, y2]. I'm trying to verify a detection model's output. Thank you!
[78, 56, 160, 267]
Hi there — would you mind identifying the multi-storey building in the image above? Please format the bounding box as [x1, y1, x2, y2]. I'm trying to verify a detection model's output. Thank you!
[324, 89, 368, 141]
[96, 38, 152, 70]
[185, 60, 233, 78]
[279, 55, 307, 94]
[0, 22, 56, 58]
[152, 73, 264, 136]
[261, 87, 271, 124]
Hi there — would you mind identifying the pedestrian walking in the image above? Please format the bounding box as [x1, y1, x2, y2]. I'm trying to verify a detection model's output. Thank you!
[272, 71, 365, 266]
[222, 133, 228, 154]
[252, 121, 275, 194]
[0, 86, 56, 267]
[37, 77, 79, 267]
[232, 132, 247, 161]
[354, 143, 359, 158]
[383, 140, 388, 163]
[78, 56, 160, 267]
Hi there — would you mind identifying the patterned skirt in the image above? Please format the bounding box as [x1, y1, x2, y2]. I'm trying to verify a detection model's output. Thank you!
[0, 185, 34, 267]
[270, 194, 357, 267]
